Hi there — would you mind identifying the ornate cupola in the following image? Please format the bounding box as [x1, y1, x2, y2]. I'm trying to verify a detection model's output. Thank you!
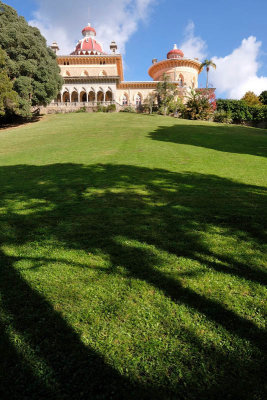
[71, 23, 104, 55]
[167, 44, 184, 59]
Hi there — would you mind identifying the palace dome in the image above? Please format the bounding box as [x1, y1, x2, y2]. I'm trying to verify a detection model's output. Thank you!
[82, 25, 96, 36]
[71, 23, 104, 55]
[167, 44, 184, 59]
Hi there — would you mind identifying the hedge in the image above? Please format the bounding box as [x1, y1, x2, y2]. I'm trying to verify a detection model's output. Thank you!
[216, 99, 267, 123]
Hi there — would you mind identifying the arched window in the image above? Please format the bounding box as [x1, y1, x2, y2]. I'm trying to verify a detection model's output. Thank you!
[80, 91, 87, 102]
[71, 91, 78, 103]
[136, 94, 142, 106]
[178, 74, 184, 87]
[122, 94, 128, 105]
[63, 91, 70, 102]
[88, 91, 95, 102]
[106, 90, 113, 102]
[97, 91, 104, 102]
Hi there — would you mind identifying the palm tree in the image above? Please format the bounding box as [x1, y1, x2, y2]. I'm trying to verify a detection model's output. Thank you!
[201, 59, 216, 88]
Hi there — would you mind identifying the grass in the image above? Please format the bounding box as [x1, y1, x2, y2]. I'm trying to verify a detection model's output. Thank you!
[0, 113, 266, 400]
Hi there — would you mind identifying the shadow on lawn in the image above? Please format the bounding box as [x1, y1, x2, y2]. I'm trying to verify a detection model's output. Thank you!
[148, 122, 267, 157]
[0, 163, 266, 399]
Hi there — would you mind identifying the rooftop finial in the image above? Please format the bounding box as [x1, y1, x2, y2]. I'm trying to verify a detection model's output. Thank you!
[88, 22, 91, 27]
[174, 44, 177, 49]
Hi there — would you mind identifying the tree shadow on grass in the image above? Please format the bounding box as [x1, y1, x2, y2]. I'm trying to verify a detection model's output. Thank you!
[148, 122, 267, 157]
[0, 163, 266, 399]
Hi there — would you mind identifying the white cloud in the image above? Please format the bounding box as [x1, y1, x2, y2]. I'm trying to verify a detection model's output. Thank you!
[210, 36, 267, 98]
[29, 0, 156, 55]
[180, 21, 207, 61]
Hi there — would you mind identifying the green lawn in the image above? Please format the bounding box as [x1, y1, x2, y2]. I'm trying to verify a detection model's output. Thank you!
[0, 113, 266, 400]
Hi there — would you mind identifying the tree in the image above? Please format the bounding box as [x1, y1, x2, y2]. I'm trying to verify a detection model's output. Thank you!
[0, 48, 18, 117]
[0, 2, 63, 117]
[156, 74, 177, 116]
[259, 90, 267, 105]
[241, 91, 261, 106]
[143, 92, 156, 114]
[200, 59, 216, 88]
[185, 89, 215, 120]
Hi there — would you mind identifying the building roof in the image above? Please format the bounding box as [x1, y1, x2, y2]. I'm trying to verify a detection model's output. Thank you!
[167, 44, 184, 59]
[71, 23, 104, 55]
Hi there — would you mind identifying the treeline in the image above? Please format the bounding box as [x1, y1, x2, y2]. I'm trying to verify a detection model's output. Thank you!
[0, 1, 63, 121]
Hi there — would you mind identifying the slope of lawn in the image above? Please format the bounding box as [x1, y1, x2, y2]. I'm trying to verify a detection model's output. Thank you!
[0, 113, 266, 400]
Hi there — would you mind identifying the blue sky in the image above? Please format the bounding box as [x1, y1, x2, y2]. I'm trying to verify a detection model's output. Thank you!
[4, 0, 267, 97]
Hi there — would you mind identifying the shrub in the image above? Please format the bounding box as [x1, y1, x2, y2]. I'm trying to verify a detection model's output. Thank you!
[213, 110, 233, 124]
[167, 98, 186, 117]
[185, 89, 215, 120]
[96, 104, 107, 112]
[106, 104, 116, 112]
[120, 106, 136, 113]
[216, 99, 267, 123]
[76, 106, 87, 113]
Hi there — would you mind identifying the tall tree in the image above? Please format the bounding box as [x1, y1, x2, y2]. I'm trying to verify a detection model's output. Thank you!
[0, 48, 18, 117]
[156, 74, 177, 116]
[241, 91, 261, 106]
[0, 2, 63, 117]
[259, 90, 267, 105]
[200, 59, 216, 89]
[143, 92, 156, 114]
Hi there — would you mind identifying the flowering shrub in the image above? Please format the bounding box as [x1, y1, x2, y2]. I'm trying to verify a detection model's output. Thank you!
[184, 89, 216, 120]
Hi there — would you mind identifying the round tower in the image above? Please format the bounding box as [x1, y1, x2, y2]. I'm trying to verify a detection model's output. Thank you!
[148, 45, 202, 88]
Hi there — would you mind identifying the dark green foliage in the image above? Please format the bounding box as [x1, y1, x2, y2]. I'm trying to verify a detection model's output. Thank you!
[0, 1, 63, 117]
[259, 90, 267, 105]
[213, 110, 233, 124]
[0, 48, 18, 116]
[216, 99, 267, 123]
[106, 103, 116, 112]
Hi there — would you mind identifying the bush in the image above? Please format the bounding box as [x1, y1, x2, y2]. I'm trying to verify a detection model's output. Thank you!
[185, 90, 215, 120]
[216, 99, 267, 123]
[167, 98, 186, 117]
[106, 104, 116, 112]
[213, 110, 232, 124]
[76, 106, 87, 113]
[96, 104, 107, 112]
[120, 106, 136, 113]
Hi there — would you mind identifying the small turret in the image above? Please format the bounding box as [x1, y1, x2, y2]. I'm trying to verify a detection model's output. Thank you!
[110, 41, 117, 54]
[51, 41, 59, 54]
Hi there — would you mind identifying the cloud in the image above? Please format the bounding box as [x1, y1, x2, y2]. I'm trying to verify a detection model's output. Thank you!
[180, 21, 207, 61]
[29, 0, 156, 55]
[210, 36, 267, 98]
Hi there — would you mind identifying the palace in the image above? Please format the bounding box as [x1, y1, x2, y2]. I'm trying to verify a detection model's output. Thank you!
[47, 22, 204, 112]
